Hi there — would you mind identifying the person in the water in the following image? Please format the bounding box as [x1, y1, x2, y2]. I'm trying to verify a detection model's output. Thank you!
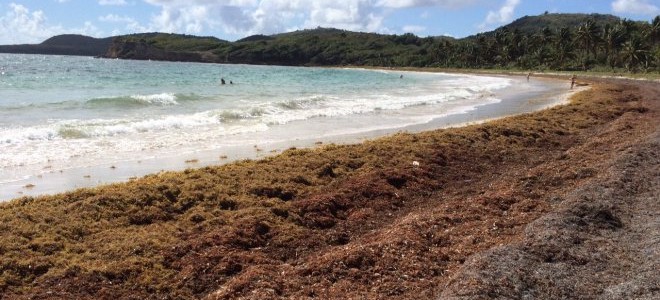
[570, 74, 576, 89]
[221, 78, 226, 85]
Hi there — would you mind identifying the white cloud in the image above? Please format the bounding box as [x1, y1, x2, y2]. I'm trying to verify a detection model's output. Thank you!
[0, 3, 49, 44]
[0, 4, 51, 43]
[303, 1, 385, 32]
[402, 25, 426, 33]
[611, 0, 660, 15]
[80, 21, 102, 36]
[479, 0, 520, 30]
[99, 14, 149, 32]
[126, 0, 490, 38]
[0, 3, 101, 44]
[99, 14, 130, 23]
[149, 4, 221, 34]
[377, 0, 476, 9]
[142, 0, 388, 36]
[2, 0, 493, 44]
[99, 0, 128, 5]
[143, 1, 248, 34]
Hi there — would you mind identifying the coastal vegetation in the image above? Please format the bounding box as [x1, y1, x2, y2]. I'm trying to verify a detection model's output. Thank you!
[1, 13, 657, 73]
[107, 13, 660, 72]
[117, 32, 228, 52]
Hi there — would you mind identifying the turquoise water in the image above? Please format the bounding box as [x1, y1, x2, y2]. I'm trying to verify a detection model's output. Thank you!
[0, 54, 447, 127]
[0, 54, 518, 196]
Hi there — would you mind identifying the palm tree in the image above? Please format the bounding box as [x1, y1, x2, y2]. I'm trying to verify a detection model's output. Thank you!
[462, 42, 478, 67]
[576, 19, 600, 69]
[602, 24, 625, 69]
[531, 45, 552, 69]
[530, 27, 552, 62]
[621, 35, 650, 71]
[494, 28, 510, 47]
[645, 15, 660, 44]
[430, 41, 445, 66]
[438, 39, 454, 67]
[493, 28, 513, 67]
[520, 34, 530, 52]
[508, 29, 524, 59]
[475, 35, 491, 66]
[540, 26, 554, 45]
[651, 16, 660, 70]
[553, 27, 574, 69]
[495, 45, 513, 67]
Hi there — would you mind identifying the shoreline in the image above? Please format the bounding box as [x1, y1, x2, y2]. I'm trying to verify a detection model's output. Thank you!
[1, 72, 577, 201]
[352, 65, 660, 82]
[0, 76, 657, 298]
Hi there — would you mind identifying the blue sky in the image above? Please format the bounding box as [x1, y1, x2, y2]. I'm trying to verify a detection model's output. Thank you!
[0, 0, 658, 44]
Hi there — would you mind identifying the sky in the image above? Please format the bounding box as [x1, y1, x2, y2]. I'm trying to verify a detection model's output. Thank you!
[0, 0, 658, 44]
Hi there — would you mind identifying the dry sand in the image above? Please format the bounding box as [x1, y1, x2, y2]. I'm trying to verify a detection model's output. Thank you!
[0, 76, 657, 299]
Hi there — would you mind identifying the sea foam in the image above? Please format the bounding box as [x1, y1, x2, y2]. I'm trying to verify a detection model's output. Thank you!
[0, 75, 511, 144]
[130, 93, 179, 105]
[85, 93, 181, 107]
[0, 56, 517, 187]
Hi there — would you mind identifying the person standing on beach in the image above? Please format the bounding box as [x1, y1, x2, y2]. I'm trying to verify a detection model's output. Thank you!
[527, 72, 532, 82]
[570, 74, 576, 89]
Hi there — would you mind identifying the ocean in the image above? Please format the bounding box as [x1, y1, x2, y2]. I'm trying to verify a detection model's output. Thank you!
[1, 54, 563, 200]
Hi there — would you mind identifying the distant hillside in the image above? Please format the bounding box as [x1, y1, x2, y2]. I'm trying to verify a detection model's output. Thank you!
[113, 33, 228, 52]
[235, 34, 273, 43]
[210, 28, 440, 66]
[499, 13, 622, 35]
[103, 33, 229, 62]
[1, 13, 658, 72]
[0, 34, 113, 56]
[0, 33, 227, 58]
[101, 27, 446, 66]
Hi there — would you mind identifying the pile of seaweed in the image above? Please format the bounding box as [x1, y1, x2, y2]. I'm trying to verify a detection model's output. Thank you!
[0, 78, 657, 299]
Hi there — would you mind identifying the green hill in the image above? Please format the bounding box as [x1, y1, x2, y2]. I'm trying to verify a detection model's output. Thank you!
[1, 13, 658, 72]
[212, 28, 439, 66]
[235, 34, 273, 43]
[498, 13, 622, 35]
[0, 34, 113, 56]
[113, 32, 228, 52]
[0, 33, 226, 58]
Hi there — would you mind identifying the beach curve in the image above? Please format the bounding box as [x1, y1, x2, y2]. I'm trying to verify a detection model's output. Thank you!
[0, 75, 656, 299]
[1, 71, 577, 201]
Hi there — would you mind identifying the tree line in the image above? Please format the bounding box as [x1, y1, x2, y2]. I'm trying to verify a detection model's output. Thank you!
[430, 16, 659, 72]
[104, 14, 660, 73]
